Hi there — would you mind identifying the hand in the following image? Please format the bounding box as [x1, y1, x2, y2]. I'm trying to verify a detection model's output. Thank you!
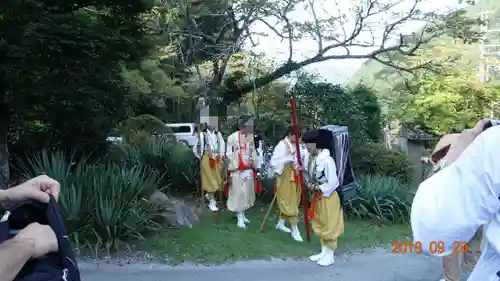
[294, 164, 302, 172]
[0, 175, 60, 207]
[13, 223, 58, 259]
[444, 119, 491, 163]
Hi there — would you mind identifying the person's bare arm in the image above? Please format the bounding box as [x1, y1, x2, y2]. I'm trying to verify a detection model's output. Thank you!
[0, 237, 34, 281]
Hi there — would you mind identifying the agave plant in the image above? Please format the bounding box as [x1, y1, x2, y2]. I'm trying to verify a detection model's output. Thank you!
[15, 149, 76, 184]
[17, 149, 163, 252]
[15, 150, 92, 244]
[79, 162, 161, 250]
[346, 173, 411, 224]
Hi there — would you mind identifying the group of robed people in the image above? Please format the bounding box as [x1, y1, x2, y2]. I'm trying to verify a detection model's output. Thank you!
[193, 116, 344, 267]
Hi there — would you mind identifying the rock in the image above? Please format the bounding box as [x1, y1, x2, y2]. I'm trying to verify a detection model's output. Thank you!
[147, 189, 199, 228]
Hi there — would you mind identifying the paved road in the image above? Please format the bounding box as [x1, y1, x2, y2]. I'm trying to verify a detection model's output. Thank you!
[80, 248, 451, 281]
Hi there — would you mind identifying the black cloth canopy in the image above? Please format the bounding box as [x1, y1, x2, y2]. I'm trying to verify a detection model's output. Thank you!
[301, 129, 332, 150]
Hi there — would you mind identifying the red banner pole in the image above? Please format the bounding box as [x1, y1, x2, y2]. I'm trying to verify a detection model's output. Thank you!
[290, 98, 311, 243]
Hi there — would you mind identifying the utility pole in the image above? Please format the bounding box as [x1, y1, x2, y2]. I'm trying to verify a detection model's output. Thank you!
[478, 10, 500, 83]
[477, 9, 500, 118]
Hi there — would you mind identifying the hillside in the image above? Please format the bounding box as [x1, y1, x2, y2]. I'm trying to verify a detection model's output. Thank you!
[348, 0, 500, 91]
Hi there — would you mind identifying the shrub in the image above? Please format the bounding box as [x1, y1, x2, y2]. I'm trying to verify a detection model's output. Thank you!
[106, 136, 199, 195]
[350, 142, 413, 184]
[16, 149, 161, 253]
[345, 173, 411, 224]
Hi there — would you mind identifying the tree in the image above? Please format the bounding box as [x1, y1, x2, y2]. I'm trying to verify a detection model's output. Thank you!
[289, 74, 382, 142]
[0, 0, 155, 187]
[396, 43, 500, 135]
[161, 0, 483, 105]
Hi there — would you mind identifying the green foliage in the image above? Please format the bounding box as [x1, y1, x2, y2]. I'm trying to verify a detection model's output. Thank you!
[3, 1, 155, 154]
[107, 136, 199, 195]
[398, 44, 500, 135]
[289, 76, 383, 142]
[346, 173, 411, 224]
[347, 84, 383, 142]
[16, 149, 160, 252]
[350, 142, 413, 184]
[348, 0, 498, 93]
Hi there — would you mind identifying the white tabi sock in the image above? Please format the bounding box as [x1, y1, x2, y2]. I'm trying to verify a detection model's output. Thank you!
[290, 225, 303, 242]
[275, 219, 291, 233]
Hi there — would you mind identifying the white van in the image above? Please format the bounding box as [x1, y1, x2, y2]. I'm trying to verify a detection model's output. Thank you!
[165, 123, 197, 147]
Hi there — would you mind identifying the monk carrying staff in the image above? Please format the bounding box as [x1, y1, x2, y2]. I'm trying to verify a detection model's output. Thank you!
[195, 120, 225, 212]
[270, 127, 304, 242]
[301, 129, 344, 267]
[225, 116, 262, 228]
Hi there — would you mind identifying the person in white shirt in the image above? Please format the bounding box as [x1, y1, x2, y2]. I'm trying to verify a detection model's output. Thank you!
[302, 129, 344, 267]
[194, 121, 225, 212]
[411, 119, 500, 281]
[422, 133, 483, 281]
[270, 127, 304, 242]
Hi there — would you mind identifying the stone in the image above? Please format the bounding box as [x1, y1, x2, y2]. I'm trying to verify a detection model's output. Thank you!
[147, 189, 199, 228]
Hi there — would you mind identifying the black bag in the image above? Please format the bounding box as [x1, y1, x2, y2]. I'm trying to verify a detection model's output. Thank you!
[0, 196, 80, 281]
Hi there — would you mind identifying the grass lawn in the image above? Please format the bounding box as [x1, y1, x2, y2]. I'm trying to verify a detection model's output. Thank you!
[150, 204, 411, 264]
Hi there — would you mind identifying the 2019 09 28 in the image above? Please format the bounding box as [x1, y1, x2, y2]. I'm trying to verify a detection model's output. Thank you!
[391, 241, 468, 255]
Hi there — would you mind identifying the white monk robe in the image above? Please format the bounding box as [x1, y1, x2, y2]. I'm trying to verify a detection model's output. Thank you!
[193, 129, 225, 212]
[302, 148, 343, 267]
[226, 130, 261, 228]
[270, 138, 306, 242]
[411, 126, 500, 281]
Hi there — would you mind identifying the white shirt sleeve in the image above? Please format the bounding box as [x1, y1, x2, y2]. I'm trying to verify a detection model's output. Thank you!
[199, 132, 205, 156]
[318, 156, 339, 197]
[270, 141, 293, 176]
[218, 132, 225, 157]
[193, 136, 201, 159]
[411, 126, 500, 256]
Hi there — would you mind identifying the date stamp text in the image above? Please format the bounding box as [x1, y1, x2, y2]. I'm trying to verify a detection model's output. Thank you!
[391, 241, 468, 255]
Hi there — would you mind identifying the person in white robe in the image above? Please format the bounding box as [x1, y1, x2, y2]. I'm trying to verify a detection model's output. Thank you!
[411, 119, 500, 281]
[424, 133, 483, 281]
[193, 122, 225, 212]
[270, 127, 305, 242]
[301, 129, 344, 267]
[225, 116, 261, 228]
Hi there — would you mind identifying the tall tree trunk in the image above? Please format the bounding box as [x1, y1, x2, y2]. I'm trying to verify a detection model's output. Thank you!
[0, 133, 9, 189]
[0, 71, 9, 189]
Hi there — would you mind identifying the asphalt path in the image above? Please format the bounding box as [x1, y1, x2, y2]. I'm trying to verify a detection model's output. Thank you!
[80, 248, 457, 281]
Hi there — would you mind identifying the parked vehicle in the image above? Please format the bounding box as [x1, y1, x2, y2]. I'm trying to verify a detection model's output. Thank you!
[105, 123, 198, 147]
[165, 123, 197, 147]
[106, 132, 122, 144]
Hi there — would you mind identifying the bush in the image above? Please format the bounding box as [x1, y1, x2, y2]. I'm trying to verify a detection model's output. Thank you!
[106, 136, 199, 195]
[345, 173, 410, 224]
[16, 149, 161, 253]
[350, 142, 413, 184]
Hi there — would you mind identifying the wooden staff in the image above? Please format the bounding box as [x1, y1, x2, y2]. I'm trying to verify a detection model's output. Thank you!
[196, 123, 205, 210]
[290, 98, 311, 242]
[215, 152, 228, 226]
[259, 193, 277, 232]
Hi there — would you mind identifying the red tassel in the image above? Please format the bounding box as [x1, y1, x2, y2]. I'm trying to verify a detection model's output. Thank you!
[253, 170, 262, 193]
[293, 171, 299, 183]
[224, 182, 229, 197]
[209, 157, 216, 169]
[309, 191, 322, 220]
[273, 183, 277, 193]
